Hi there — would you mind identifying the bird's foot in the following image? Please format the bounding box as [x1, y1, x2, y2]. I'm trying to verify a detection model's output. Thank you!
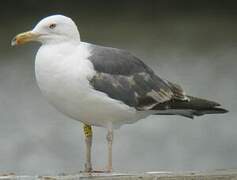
[89, 170, 111, 173]
[83, 163, 92, 173]
[106, 165, 112, 173]
[80, 166, 112, 173]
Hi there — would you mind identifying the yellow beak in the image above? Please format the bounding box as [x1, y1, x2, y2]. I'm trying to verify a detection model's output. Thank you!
[11, 31, 39, 46]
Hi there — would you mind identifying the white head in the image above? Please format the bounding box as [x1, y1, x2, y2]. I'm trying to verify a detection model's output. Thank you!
[12, 15, 80, 46]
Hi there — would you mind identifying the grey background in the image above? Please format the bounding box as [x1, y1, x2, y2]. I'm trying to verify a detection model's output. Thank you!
[0, 0, 236, 175]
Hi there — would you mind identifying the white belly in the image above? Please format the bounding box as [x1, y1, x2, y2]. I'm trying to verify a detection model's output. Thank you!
[35, 43, 146, 129]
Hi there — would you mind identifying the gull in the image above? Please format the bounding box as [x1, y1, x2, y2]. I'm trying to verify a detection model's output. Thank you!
[12, 15, 228, 172]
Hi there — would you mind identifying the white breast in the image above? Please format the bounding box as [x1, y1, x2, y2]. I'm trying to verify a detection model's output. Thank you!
[35, 42, 146, 129]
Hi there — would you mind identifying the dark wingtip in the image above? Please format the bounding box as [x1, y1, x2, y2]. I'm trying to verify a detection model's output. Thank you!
[220, 108, 229, 113]
[213, 107, 229, 114]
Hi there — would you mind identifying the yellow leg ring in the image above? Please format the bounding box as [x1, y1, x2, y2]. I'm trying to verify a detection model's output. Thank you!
[83, 124, 92, 138]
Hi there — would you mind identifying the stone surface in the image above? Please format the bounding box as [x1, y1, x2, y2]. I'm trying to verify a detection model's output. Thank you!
[1, 169, 237, 180]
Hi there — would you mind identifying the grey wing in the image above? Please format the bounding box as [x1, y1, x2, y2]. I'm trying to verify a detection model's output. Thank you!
[88, 44, 187, 110]
[88, 44, 153, 75]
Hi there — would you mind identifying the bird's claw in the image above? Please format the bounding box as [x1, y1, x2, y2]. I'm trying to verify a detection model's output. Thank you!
[84, 163, 92, 173]
[81, 167, 112, 173]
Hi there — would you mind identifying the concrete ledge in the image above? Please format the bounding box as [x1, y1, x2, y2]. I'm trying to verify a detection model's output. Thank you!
[1, 169, 237, 180]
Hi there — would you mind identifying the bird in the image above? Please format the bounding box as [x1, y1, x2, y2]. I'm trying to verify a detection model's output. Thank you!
[12, 15, 228, 173]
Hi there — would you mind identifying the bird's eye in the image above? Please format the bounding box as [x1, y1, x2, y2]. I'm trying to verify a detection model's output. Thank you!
[49, 23, 56, 29]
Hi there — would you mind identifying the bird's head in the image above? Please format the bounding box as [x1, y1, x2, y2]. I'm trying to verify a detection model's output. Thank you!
[11, 15, 80, 46]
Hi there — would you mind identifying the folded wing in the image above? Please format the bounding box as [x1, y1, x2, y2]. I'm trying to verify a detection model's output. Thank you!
[88, 44, 188, 110]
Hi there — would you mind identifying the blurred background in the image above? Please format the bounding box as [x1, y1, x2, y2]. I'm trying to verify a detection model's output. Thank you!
[0, 0, 236, 175]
